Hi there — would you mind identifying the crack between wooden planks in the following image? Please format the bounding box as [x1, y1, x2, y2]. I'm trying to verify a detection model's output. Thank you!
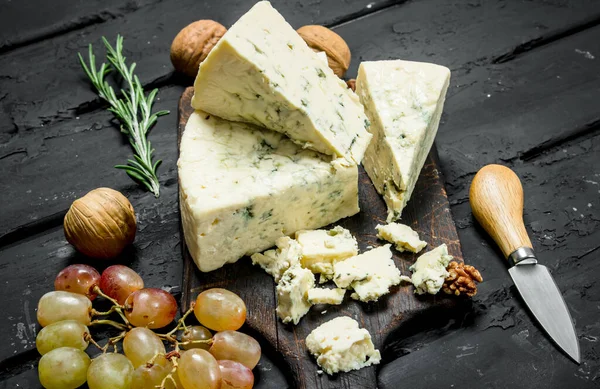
[327, 0, 410, 29]
[0, 349, 39, 381]
[516, 118, 600, 162]
[0, 1, 163, 55]
[491, 13, 600, 64]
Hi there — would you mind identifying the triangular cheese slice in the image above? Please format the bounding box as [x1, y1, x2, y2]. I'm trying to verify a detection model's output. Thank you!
[356, 60, 450, 221]
[191, 1, 372, 164]
[179, 111, 359, 272]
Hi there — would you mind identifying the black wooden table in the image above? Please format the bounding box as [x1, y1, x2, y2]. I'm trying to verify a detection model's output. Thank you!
[1, 1, 599, 388]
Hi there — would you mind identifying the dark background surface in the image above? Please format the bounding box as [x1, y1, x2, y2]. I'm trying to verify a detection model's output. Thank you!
[1, 0, 599, 388]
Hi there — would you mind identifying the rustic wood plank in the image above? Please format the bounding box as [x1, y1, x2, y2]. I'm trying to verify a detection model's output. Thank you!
[3, 0, 600, 240]
[379, 132, 600, 389]
[0, 0, 161, 53]
[178, 87, 463, 389]
[0, 0, 401, 135]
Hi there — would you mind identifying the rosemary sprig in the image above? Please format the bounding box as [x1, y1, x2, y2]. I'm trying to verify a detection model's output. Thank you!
[78, 35, 169, 197]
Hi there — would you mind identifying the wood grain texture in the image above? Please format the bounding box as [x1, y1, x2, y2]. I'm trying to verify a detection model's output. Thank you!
[470, 165, 532, 258]
[177, 87, 463, 389]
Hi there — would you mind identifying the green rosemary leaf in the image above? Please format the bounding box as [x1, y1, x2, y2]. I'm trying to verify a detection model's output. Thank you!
[78, 34, 167, 197]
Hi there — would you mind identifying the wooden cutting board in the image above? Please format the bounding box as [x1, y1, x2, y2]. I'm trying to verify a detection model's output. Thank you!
[177, 87, 464, 389]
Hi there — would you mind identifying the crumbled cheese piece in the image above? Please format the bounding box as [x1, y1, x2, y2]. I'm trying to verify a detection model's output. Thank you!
[356, 60, 450, 221]
[192, 1, 372, 164]
[307, 288, 345, 305]
[251, 237, 302, 282]
[179, 111, 359, 272]
[332, 245, 401, 302]
[296, 226, 358, 282]
[376, 223, 427, 253]
[276, 264, 315, 324]
[409, 244, 453, 295]
[305, 316, 381, 375]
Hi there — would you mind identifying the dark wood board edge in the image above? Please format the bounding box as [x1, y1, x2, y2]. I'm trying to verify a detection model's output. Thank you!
[177, 87, 466, 389]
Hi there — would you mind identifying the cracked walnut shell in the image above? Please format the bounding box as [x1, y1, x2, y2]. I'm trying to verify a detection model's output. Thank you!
[297, 25, 351, 78]
[443, 261, 483, 297]
[171, 20, 227, 78]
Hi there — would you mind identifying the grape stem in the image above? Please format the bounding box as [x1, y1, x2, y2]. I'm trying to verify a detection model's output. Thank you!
[84, 332, 106, 352]
[159, 355, 180, 389]
[155, 303, 196, 345]
[92, 285, 132, 326]
[90, 319, 129, 331]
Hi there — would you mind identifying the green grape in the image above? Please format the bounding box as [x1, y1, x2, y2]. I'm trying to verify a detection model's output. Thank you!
[37, 291, 92, 327]
[38, 347, 90, 389]
[180, 326, 212, 350]
[123, 327, 168, 368]
[131, 363, 169, 389]
[87, 353, 134, 389]
[36, 320, 89, 355]
[218, 360, 254, 389]
[177, 349, 221, 389]
[194, 288, 246, 331]
[209, 331, 261, 369]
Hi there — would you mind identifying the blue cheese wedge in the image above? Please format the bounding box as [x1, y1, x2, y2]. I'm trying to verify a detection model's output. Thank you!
[305, 316, 381, 375]
[356, 60, 451, 221]
[295, 226, 358, 282]
[251, 237, 302, 282]
[179, 111, 359, 272]
[276, 264, 315, 324]
[191, 1, 372, 164]
[332, 245, 401, 302]
[307, 288, 345, 305]
[409, 244, 453, 295]
[376, 222, 427, 253]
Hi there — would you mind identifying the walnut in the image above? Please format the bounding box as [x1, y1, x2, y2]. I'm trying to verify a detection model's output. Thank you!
[346, 79, 356, 92]
[170, 20, 227, 78]
[297, 25, 351, 78]
[442, 261, 483, 297]
[64, 188, 136, 258]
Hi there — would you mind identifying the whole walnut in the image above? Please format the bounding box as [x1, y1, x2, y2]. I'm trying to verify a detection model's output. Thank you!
[64, 188, 136, 258]
[171, 20, 227, 78]
[297, 25, 351, 78]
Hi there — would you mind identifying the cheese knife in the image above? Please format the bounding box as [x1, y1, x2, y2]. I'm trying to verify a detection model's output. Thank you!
[469, 164, 580, 363]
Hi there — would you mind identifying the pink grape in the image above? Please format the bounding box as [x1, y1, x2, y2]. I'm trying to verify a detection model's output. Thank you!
[124, 288, 177, 329]
[99, 265, 144, 304]
[209, 331, 261, 369]
[218, 360, 254, 389]
[194, 288, 247, 331]
[54, 264, 101, 300]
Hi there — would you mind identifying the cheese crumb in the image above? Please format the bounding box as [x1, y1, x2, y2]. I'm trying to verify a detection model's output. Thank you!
[251, 237, 302, 282]
[307, 288, 345, 305]
[409, 244, 453, 295]
[276, 264, 315, 324]
[296, 226, 358, 282]
[376, 222, 427, 253]
[306, 316, 381, 375]
[333, 245, 402, 302]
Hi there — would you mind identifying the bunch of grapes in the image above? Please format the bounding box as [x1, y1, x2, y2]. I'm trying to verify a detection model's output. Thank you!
[36, 264, 260, 389]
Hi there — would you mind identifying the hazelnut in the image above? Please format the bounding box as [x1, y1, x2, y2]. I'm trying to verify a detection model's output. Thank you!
[64, 188, 136, 258]
[170, 20, 227, 78]
[297, 25, 351, 78]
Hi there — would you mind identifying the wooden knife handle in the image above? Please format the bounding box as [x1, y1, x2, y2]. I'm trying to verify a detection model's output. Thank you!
[469, 164, 532, 259]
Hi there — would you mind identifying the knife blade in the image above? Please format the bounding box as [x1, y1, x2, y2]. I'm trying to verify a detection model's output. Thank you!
[469, 164, 580, 363]
[509, 263, 580, 362]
